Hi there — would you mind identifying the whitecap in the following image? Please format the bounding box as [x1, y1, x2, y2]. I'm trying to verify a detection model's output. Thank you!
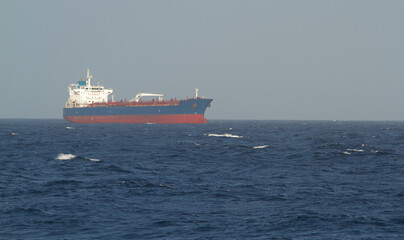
[87, 158, 101, 162]
[10, 132, 17, 136]
[205, 133, 243, 138]
[343, 151, 351, 155]
[66, 126, 75, 129]
[347, 149, 365, 152]
[56, 153, 76, 160]
[252, 145, 269, 149]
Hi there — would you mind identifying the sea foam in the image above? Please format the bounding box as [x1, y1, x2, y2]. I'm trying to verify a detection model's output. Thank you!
[347, 149, 365, 152]
[205, 133, 243, 138]
[87, 158, 101, 162]
[252, 145, 269, 149]
[56, 153, 76, 160]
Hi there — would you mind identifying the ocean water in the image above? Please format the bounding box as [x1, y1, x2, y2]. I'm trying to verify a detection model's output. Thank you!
[1, 119, 404, 239]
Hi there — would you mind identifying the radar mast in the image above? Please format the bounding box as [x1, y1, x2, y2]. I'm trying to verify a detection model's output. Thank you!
[86, 68, 93, 87]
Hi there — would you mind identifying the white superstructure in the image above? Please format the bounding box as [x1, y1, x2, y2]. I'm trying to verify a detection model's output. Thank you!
[65, 69, 113, 108]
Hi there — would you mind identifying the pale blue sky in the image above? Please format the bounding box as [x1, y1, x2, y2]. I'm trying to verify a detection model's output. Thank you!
[1, 0, 403, 120]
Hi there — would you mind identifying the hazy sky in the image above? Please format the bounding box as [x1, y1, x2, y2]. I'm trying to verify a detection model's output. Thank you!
[1, 0, 403, 120]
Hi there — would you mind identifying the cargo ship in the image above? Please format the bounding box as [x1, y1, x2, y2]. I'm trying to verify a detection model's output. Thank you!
[63, 69, 213, 124]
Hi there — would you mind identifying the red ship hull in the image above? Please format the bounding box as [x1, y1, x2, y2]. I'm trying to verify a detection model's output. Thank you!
[64, 114, 207, 124]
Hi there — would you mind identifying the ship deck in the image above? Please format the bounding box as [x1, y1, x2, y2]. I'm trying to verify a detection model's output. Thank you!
[87, 99, 181, 108]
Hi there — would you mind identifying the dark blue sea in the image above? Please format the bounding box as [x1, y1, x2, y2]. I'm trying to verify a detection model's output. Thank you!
[1, 120, 404, 239]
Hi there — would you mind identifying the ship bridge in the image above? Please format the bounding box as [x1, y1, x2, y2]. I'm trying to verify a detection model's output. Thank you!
[66, 69, 113, 108]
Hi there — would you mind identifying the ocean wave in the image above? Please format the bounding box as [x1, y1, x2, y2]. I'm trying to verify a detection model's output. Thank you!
[66, 127, 75, 129]
[10, 132, 17, 136]
[46, 179, 83, 186]
[346, 149, 365, 152]
[205, 133, 243, 138]
[104, 164, 133, 173]
[56, 153, 76, 160]
[252, 145, 269, 149]
[87, 158, 101, 162]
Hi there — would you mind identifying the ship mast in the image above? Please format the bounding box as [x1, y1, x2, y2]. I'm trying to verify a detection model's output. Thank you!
[86, 68, 93, 87]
